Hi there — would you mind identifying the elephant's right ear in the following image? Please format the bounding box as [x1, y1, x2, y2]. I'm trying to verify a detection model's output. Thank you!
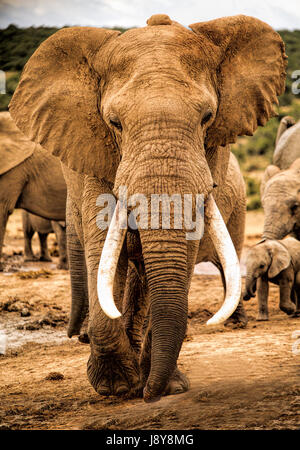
[260, 165, 281, 199]
[9, 27, 120, 181]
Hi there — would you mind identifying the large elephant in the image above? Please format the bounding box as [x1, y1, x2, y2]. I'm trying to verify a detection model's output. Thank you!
[273, 116, 300, 169]
[261, 159, 300, 240]
[10, 14, 286, 402]
[0, 112, 67, 270]
[22, 211, 68, 270]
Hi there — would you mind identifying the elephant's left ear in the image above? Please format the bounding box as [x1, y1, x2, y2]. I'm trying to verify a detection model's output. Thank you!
[189, 15, 287, 148]
[268, 241, 291, 278]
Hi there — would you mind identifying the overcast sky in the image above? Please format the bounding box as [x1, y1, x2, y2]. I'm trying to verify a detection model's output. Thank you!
[0, 0, 299, 30]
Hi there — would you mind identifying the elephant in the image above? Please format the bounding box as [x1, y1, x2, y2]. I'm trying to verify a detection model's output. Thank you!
[273, 116, 300, 169]
[261, 159, 300, 241]
[9, 14, 286, 402]
[22, 211, 68, 269]
[243, 237, 300, 320]
[0, 112, 67, 271]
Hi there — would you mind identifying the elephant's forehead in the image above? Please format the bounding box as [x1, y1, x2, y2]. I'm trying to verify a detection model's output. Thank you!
[103, 25, 210, 73]
[268, 173, 299, 190]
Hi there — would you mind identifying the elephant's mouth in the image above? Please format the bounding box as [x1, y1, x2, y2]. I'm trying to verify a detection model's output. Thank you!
[97, 194, 241, 326]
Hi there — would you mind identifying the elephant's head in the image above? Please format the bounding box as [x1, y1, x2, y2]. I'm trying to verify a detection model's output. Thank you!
[243, 239, 291, 300]
[9, 14, 286, 401]
[275, 115, 296, 147]
[262, 160, 300, 240]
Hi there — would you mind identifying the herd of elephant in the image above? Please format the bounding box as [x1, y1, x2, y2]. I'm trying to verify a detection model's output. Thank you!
[243, 116, 300, 320]
[0, 14, 297, 402]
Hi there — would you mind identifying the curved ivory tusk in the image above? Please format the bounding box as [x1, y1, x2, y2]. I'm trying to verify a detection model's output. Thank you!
[97, 201, 127, 319]
[205, 195, 241, 326]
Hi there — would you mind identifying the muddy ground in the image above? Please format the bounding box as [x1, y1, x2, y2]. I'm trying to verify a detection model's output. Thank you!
[0, 210, 299, 430]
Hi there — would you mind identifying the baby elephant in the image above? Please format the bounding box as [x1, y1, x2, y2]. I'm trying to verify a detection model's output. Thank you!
[22, 211, 68, 270]
[243, 237, 300, 320]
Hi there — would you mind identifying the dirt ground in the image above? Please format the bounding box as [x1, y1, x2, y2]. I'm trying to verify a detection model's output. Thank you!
[0, 210, 299, 430]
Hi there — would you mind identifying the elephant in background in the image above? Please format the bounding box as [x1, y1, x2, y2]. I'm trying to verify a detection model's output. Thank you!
[10, 14, 286, 402]
[261, 159, 300, 241]
[273, 116, 300, 169]
[22, 211, 68, 270]
[0, 112, 67, 271]
[243, 238, 300, 320]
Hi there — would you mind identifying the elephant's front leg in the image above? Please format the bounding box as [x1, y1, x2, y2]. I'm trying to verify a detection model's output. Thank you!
[37, 232, 52, 262]
[257, 275, 269, 321]
[66, 196, 89, 341]
[22, 211, 37, 261]
[51, 221, 68, 269]
[278, 269, 296, 315]
[83, 178, 140, 396]
[122, 260, 149, 354]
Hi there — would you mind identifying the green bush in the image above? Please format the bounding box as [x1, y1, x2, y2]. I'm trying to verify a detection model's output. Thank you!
[0, 72, 20, 111]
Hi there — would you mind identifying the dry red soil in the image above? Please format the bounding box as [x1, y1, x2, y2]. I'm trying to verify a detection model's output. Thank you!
[0, 210, 299, 430]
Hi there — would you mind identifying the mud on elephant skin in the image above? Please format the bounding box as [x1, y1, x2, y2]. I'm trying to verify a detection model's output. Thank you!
[261, 159, 300, 241]
[22, 211, 68, 269]
[243, 238, 300, 320]
[0, 112, 67, 271]
[10, 14, 286, 402]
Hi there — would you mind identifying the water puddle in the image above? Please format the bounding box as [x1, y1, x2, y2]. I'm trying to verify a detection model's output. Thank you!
[0, 316, 68, 354]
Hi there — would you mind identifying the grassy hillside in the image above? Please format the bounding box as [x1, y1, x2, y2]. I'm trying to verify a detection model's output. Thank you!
[1, 25, 300, 209]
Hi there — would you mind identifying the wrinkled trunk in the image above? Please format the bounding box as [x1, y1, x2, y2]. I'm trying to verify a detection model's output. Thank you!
[139, 228, 188, 401]
[244, 273, 257, 300]
[263, 219, 290, 241]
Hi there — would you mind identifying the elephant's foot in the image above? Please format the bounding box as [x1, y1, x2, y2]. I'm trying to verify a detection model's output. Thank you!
[224, 302, 248, 328]
[24, 254, 38, 262]
[280, 301, 295, 316]
[291, 310, 300, 318]
[57, 260, 69, 270]
[38, 255, 52, 262]
[78, 332, 90, 343]
[87, 351, 141, 397]
[256, 311, 269, 321]
[164, 367, 190, 396]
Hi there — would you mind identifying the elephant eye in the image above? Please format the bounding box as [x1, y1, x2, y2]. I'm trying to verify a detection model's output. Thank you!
[201, 111, 213, 126]
[259, 264, 265, 269]
[291, 202, 299, 215]
[110, 118, 122, 131]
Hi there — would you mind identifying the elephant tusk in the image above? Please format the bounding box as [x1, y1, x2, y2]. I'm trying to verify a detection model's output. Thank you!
[205, 195, 241, 326]
[97, 201, 127, 319]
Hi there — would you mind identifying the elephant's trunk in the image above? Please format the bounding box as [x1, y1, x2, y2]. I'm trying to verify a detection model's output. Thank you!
[262, 223, 288, 241]
[140, 228, 188, 401]
[243, 274, 257, 300]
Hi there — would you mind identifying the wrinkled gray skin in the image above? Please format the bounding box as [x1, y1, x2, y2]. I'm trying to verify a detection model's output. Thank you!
[273, 116, 300, 169]
[0, 147, 67, 271]
[261, 159, 300, 241]
[22, 211, 68, 270]
[9, 15, 286, 402]
[243, 238, 300, 320]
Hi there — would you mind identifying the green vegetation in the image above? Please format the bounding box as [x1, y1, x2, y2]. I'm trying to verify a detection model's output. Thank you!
[1, 25, 300, 210]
